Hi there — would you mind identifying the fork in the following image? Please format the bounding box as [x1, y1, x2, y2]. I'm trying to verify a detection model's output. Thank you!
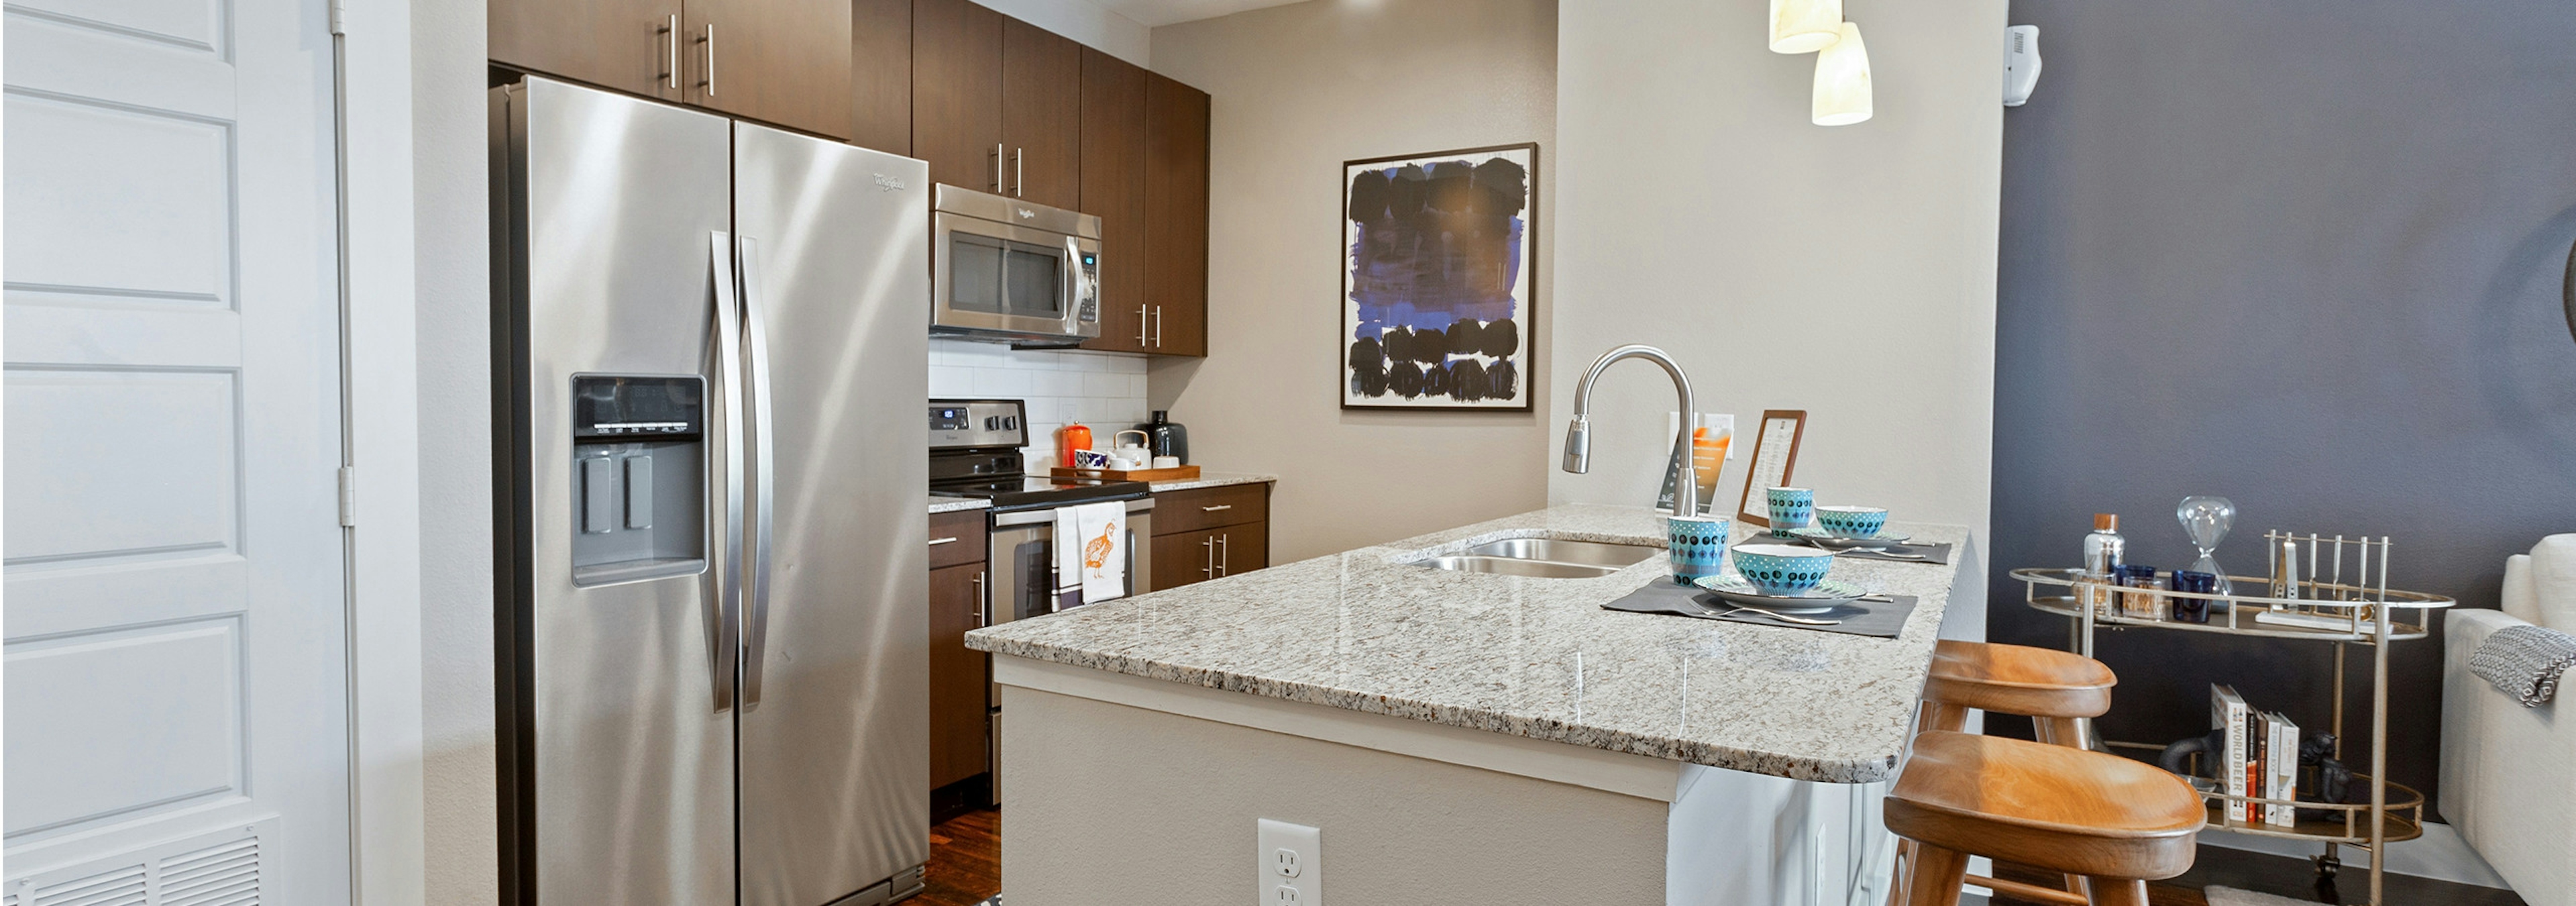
[1717, 605, 1843, 625]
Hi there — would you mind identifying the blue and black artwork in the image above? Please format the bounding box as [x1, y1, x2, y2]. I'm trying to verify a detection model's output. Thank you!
[1342, 145, 1534, 409]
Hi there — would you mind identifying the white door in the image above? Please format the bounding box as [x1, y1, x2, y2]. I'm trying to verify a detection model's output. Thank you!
[3, 0, 352, 900]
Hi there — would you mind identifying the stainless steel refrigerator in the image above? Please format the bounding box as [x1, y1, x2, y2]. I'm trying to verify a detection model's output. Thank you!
[491, 76, 930, 906]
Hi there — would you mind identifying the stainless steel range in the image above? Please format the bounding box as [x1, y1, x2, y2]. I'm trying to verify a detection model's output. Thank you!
[930, 399, 1151, 789]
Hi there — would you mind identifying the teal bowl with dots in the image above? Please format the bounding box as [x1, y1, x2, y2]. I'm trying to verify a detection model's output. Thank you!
[1730, 544, 1835, 596]
[1813, 505, 1888, 538]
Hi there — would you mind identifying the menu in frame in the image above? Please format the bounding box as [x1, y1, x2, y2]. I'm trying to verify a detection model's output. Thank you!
[1733, 410, 1808, 529]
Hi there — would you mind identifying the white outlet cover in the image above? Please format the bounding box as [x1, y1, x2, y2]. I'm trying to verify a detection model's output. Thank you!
[1256, 819, 1320, 904]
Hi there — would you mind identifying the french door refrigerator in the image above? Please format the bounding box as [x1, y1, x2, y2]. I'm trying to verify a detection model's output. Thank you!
[492, 76, 930, 906]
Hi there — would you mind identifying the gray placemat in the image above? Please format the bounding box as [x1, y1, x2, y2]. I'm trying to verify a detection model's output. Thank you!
[1600, 580, 1918, 638]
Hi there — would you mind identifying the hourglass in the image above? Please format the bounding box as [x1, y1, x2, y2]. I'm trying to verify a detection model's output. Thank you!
[2176, 496, 2236, 597]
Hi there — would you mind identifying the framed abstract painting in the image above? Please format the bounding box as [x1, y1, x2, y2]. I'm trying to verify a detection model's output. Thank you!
[1341, 143, 1538, 411]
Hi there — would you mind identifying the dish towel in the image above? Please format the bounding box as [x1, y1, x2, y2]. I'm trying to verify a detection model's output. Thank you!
[2469, 623, 2576, 707]
[1053, 501, 1125, 609]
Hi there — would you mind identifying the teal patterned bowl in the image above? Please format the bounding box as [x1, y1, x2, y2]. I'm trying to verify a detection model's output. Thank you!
[1814, 505, 1888, 538]
[1730, 544, 1836, 596]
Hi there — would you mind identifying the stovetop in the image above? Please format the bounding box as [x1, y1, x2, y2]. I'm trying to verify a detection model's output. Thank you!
[929, 475, 1150, 512]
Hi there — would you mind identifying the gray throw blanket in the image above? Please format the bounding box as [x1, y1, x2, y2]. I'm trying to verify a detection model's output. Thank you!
[2471, 624, 2576, 707]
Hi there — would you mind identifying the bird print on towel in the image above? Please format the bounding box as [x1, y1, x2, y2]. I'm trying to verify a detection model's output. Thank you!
[1084, 523, 1116, 571]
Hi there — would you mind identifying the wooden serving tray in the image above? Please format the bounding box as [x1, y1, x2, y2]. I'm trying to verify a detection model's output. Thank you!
[1051, 464, 1201, 482]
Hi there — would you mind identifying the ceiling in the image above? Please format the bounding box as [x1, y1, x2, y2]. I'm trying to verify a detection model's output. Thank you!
[1092, 0, 1310, 28]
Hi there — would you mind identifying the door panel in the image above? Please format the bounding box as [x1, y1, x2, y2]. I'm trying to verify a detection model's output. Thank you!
[685, 0, 852, 138]
[1144, 72, 1210, 356]
[1077, 48, 1146, 354]
[928, 562, 987, 790]
[1149, 527, 1216, 590]
[910, 0, 1003, 191]
[3, 0, 346, 898]
[850, 0, 912, 154]
[1217, 520, 1268, 577]
[732, 121, 931, 905]
[500, 78, 737, 906]
[1000, 16, 1079, 209]
[490, 0, 684, 101]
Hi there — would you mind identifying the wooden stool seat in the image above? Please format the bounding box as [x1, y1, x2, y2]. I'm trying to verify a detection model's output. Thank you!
[1923, 639, 2116, 720]
[1886, 731, 2205, 904]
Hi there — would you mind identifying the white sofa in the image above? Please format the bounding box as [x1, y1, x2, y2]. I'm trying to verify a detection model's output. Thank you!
[2440, 534, 2576, 906]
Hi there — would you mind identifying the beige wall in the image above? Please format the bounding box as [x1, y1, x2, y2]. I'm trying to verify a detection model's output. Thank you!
[1144, 0, 1558, 564]
[1548, 0, 2005, 638]
[415, 0, 498, 899]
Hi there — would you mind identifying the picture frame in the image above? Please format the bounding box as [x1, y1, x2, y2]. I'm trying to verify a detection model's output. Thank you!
[1733, 410, 1809, 529]
[1339, 142, 1539, 411]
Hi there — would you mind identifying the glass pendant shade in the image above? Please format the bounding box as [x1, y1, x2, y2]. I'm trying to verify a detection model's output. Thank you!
[1811, 22, 1873, 126]
[1768, 0, 1844, 54]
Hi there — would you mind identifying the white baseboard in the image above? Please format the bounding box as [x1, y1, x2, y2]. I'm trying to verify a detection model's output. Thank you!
[2198, 821, 2511, 890]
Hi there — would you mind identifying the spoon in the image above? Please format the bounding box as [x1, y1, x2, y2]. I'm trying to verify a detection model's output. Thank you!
[1718, 605, 1842, 625]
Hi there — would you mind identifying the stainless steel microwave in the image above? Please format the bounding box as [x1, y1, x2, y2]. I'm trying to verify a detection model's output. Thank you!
[930, 185, 1102, 344]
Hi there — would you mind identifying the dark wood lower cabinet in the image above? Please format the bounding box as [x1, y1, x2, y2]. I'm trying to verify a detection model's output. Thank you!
[926, 560, 987, 791]
[1148, 485, 1271, 591]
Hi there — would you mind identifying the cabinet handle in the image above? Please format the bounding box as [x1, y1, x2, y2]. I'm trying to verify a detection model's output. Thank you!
[973, 571, 987, 627]
[658, 15, 679, 89]
[928, 536, 959, 546]
[1202, 536, 1214, 578]
[1218, 533, 1230, 576]
[697, 23, 716, 97]
[1136, 304, 1148, 345]
[992, 144, 1005, 192]
[1199, 504, 1232, 512]
[1013, 148, 1024, 197]
[1152, 305, 1165, 348]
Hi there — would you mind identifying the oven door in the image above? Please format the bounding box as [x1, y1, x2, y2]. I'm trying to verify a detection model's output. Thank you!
[932, 212, 1101, 342]
[983, 499, 1152, 630]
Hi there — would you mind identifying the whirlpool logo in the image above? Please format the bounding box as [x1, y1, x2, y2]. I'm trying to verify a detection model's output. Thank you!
[871, 172, 908, 192]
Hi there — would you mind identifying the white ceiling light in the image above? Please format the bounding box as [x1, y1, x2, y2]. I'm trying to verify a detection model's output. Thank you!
[1768, 0, 1844, 54]
[1811, 22, 1873, 126]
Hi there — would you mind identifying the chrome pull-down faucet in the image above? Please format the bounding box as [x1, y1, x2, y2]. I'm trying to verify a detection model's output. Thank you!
[1562, 344, 1700, 517]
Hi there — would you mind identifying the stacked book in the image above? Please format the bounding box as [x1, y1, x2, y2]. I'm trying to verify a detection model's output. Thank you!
[2208, 684, 2301, 827]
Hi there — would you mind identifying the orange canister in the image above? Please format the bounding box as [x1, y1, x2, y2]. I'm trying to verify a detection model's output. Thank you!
[1059, 422, 1091, 468]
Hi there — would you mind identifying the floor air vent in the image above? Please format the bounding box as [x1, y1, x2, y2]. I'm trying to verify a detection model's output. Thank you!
[5, 818, 274, 905]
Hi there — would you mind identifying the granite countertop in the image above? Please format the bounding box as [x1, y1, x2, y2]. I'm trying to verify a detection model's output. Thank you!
[927, 498, 991, 515]
[965, 505, 1968, 783]
[1148, 470, 1276, 493]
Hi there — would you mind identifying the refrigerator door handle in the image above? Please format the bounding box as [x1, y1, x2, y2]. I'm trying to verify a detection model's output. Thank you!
[737, 234, 779, 710]
[708, 231, 744, 713]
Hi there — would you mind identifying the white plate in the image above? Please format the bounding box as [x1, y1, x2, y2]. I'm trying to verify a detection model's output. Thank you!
[1785, 526, 1913, 550]
[1691, 576, 1868, 613]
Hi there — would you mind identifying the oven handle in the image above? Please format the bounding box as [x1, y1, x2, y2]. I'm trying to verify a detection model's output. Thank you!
[987, 497, 1155, 527]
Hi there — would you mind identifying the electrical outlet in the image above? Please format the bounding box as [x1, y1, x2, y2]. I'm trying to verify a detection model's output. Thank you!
[1256, 819, 1320, 905]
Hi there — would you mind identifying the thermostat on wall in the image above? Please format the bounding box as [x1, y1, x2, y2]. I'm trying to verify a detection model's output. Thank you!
[2004, 25, 2042, 107]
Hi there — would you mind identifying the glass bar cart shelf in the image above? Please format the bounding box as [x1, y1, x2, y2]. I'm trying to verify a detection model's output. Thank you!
[2009, 565, 2453, 906]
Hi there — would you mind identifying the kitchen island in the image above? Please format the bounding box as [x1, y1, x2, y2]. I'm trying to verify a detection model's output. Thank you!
[965, 504, 1970, 905]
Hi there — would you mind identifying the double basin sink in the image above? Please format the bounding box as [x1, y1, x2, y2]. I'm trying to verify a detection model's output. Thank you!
[1410, 538, 1663, 578]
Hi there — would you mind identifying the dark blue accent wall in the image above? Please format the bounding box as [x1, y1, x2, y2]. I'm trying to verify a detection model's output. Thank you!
[1990, 0, 2576, 809]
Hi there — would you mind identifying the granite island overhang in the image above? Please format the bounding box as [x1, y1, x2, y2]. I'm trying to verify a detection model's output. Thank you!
[966, 503, 1973, 905]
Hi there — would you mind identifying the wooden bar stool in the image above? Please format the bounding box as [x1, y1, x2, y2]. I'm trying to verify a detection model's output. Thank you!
[1918, 639, 2116, 744]
[1886, 731, 2205, 906]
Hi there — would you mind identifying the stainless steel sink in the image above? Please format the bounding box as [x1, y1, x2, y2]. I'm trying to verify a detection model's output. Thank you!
[1461, 538, 1660, 567]
[1409, 538, 1660, 578]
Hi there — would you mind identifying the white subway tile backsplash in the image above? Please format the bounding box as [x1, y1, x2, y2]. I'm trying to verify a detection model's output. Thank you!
[928, 338, 1147, 472]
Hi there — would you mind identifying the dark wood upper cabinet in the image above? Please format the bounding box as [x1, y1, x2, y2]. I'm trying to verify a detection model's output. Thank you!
[491, 0, 686, 101]
[849, 0, 912, 154]
[1144, 72, 1212, 357]
[684, 0, 853, 138]
[1077, 48, 1147, 353]
[910, 0, 1005, 192]
[1000, 17, 1081, 209]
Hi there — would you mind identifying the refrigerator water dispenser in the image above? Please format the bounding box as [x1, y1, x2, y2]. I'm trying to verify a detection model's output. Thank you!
[569, 374, 707, 585]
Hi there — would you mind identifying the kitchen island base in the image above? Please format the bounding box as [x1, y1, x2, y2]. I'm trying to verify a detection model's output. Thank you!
[994, 658, 1894, 905]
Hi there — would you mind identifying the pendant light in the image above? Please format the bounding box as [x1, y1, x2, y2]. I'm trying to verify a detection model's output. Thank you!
[1768, 0, 1843, 54]
[1811, 22, 1873, 126]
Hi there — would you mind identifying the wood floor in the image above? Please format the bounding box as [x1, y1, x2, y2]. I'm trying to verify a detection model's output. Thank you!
[1992, 844, 2528, 906]
[916, 807, 1001, 906]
